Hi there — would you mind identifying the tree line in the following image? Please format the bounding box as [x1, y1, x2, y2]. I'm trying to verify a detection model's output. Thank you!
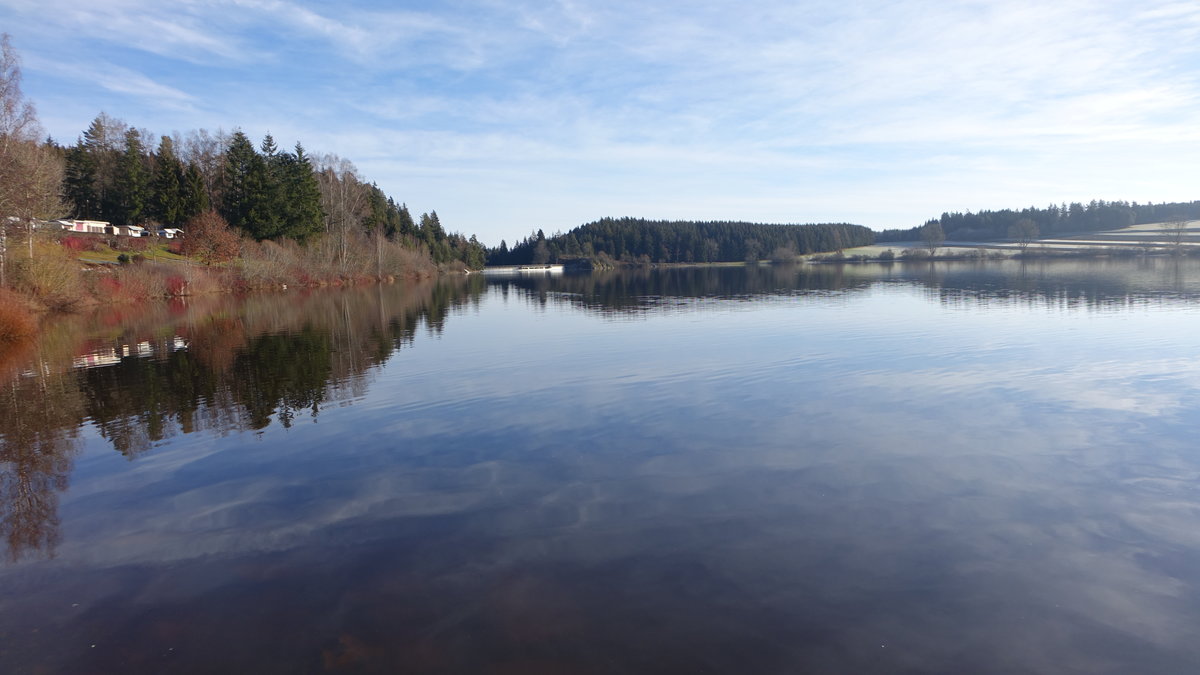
[57, 116, 486, 268]
[489, 218, 876, 265]
[0, 34, 485, 274]
[878, 200, 1200, 243]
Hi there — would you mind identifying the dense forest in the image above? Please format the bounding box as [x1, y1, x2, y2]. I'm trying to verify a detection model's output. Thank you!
[0, 33, 486, 278]
[878, 200, 1200, 242]
[490, 218, 875, 265]
[56, 115, 486, 268]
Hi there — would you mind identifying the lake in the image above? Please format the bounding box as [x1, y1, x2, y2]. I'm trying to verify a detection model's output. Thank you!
[2, 258, 1200, 673]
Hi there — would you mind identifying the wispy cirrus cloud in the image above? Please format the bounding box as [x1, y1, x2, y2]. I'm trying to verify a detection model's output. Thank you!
[2, 0, 1199, 241]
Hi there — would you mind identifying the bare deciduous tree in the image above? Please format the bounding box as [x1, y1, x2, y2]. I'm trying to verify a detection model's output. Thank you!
[920, 222, 945, 257]
[0, 34, 65, 286]
[314, 154, 369, 273]
[1008, 218, 1040, 254]
[1165, 218, 1189, 254]
[181, 127, 229, 206]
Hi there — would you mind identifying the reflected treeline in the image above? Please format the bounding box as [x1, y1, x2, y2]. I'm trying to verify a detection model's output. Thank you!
[0, 364, 82, 562]
[489, 258, 1200, 315]
[0, 275, 487, 561]
[489, 264, 876, 315]
[914, 258, 1200, 310]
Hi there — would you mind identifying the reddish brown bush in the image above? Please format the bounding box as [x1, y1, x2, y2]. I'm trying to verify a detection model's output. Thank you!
[0, 288, 37, 341]
[62, 235, 88, 253]
[180, 211, 241, 264]
[166, 275, 188, 296]
[114, 236, 149, 252]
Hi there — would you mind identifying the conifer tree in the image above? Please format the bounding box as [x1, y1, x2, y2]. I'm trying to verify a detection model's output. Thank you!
[179, 163, 210, 223]
[260, 133, 278, 158]
[220, 131, 277, 239]
[115, 128, 149, 224]
[81, 113, 127, 221]
[364, 184, 388, 233]
[396, 203, 416, 238]
[152, 135, 183, 226]
[278, 142, 323, 241]
[62, 140, 97, 217]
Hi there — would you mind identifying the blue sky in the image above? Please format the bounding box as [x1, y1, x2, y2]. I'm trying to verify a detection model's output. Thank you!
[3, 0, 1199, 245]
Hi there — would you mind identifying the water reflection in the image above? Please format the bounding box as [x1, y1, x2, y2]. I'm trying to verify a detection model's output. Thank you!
[491, 257, 1200, 315]
[2, 259, 1200, 672]
[0, 276, 486, 560]
[3, 259, 1200, 563]
[0, 364, 81, 561]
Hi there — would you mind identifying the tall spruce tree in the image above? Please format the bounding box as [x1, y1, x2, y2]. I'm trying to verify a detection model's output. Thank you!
[152, 135, 183, 226]
[81, 113, 127, 221]
[62, 140, 97, 218]
[364, 184, 388, 233]
[279, 142, 323, 241]
[115, 128, 149, 224]
[253, 134, 285, 238]
[396, 203, 416, 238]
[220, 131, 276, 239]
[180, 163, 209, 224]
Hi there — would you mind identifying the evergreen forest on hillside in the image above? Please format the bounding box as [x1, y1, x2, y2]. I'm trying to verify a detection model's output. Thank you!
[490, 218, 876, 265]
[58, 114, 487, 269]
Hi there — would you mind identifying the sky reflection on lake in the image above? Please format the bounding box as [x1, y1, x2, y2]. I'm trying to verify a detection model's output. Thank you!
[2, 259, 1200, 673]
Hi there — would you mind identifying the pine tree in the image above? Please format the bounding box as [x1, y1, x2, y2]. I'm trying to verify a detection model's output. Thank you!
[364, 184, 388, 233]
[115, 128, 149, 224]
[396, 203, 416, 238]
[63, 140, 97, 217]
[277, 142, 323, 241]
[152, 135, 183, 226]
[81, 113, 127, 221]
[466, 234, 486, 269]
[220, 131, 277, 239]
[260, 133, 278, 158]
[180, 163, 210, 223]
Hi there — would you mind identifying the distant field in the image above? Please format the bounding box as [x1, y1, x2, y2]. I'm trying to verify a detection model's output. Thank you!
[846, 220, 1200, 258]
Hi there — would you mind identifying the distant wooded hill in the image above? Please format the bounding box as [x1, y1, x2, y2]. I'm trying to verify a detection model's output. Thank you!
[490, 218, 875, 265]
[878, 200, 1200, 242]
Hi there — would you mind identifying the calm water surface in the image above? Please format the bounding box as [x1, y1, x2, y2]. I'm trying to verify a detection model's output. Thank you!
[2, 259, 1200, 673]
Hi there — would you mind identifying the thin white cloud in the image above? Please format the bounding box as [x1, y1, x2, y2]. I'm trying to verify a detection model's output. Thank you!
[3, 0, 1200, 241]
[23, 53, 195, 106]
[3, 0, 248, 63]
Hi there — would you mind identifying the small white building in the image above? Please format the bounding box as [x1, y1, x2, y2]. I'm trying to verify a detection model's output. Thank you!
[157, 228, 183, 239]
[117, 225, 147, 237]
[54, 219, 110, 234]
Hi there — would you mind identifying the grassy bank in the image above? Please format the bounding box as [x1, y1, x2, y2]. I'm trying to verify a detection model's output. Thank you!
[0, 228, 446, 331]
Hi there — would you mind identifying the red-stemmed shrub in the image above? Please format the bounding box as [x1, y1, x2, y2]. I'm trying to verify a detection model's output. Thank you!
[180, 211, 241, 264]
[166, 275, 188, 296]
[0, 288, 37, 341]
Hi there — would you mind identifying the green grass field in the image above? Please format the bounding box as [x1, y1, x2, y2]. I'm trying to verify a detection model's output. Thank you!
[79, 242, 189, 265]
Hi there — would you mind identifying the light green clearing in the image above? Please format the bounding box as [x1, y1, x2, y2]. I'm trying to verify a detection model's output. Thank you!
[80, 244, 189, 264]
[834, 221, 1200, 258]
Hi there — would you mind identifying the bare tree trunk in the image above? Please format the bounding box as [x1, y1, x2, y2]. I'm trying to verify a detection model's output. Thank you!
[375, 229, 383, 278]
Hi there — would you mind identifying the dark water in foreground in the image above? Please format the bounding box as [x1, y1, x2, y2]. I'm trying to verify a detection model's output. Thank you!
[2, 259, 1200, 673]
